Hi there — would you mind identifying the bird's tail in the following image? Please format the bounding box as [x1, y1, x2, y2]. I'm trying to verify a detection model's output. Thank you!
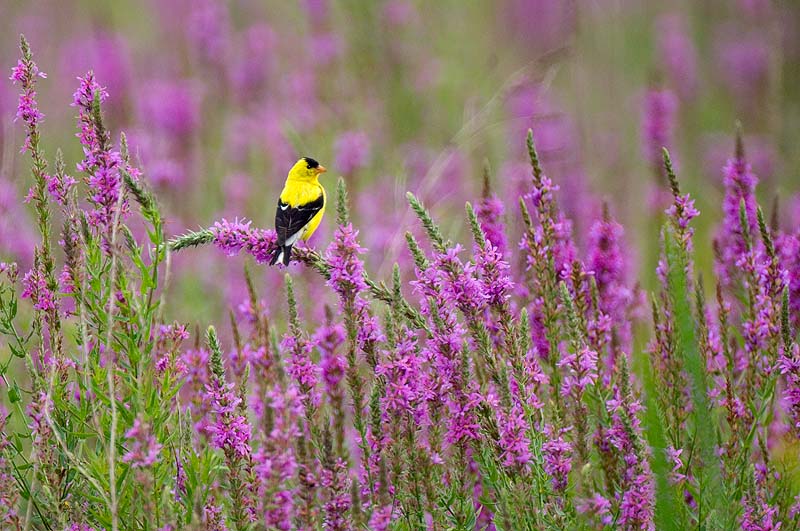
[269, 244, 293, 266]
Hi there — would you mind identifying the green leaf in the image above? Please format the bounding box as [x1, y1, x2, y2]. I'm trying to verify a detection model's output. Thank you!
[8, 382, 21, 403]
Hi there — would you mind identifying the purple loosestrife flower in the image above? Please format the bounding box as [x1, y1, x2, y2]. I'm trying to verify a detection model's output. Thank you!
[523, 174, 576, 275]
[368, 505, 393, 531]
[587, 210, 636, 362]
[619, 471, 656, 531]
[778, 344, 800, 438]
[205, 380, 252, 459]
[181, 348, 210, 402]
[715, 150, 760, 288]
[587, 209, 632, 321]
[445, 390, 483, 445]
[327, 224, 369, 295]
[665, 446, 687, 485]
[518, 351, 549, 410]
[72, 72, 133, 233]
[474, 240, 513, 311]
[253, 383, 301, 529]
[21, 266, 56, 312]
[45, 171, 77, 206]
[741, 489, 781, 531]
[738, 249, 784, 367]
[605, 385, 655, 531]
[542, 425, 572, 492]
[320, 458, 351, 531]
[658, 177, 701, 287]
[334, 131, 371, 175]
[791, 496, 800, 520]
[519, 150, 578, 362]
[497, 400, 532, 468]
[526, 300, 551, 360]
[558, 345, 599, 397]
[9, 52, 47, 153]
[281, 334, 321, 409]
[26, 392, 56, 474]
[703, 134, 776, 188]
[376, 328, 423, 419]
[205, 329, 257, 525]
[776, 232, 800, 329]
[155, 323, 190, 374]
[203, 498, 230, 531]
[412, 263, 482, 446]
[434, 245, 488, 317]
[477, 190, 507, 255]
[577, 494, 613, 527]
[315, 322, 347, 402]
[211, 218, 277, 264]
[326, 223, 383, 349]
[641, 88, 677, 177]
[316, 321, 347, 452]
[666, 194, 700, 235]
[121, 417, 163, 468]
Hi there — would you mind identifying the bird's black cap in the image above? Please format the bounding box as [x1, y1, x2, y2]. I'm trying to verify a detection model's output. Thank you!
[303, 157, 319, 169]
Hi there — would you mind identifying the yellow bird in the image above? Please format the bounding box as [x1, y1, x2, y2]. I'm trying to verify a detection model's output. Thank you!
[269, 157, 327, 266]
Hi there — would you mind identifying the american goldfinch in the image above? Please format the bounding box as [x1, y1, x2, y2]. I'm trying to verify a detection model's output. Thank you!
[269, 157, 327, 266]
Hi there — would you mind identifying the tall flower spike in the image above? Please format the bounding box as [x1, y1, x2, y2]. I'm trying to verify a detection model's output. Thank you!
[715, 125, 760, 289]
[48, 149, 77, 207]
[587, 203, 632, 340]
[476, 161, 507, 254]
[526, 129, 543, 185]
[207, 325, 225, 383]
[282, 274, 321, 414]
[10, 35, 47, 153]
[663, 148, 699, 254]
[336, 176, 349, 226]
[406, 192, 448, 253]
[72, 71, 133, 237]
[203, 326, 255, 525]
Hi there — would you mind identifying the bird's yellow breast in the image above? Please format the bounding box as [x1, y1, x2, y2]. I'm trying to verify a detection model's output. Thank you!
[279, 178, 324, 207]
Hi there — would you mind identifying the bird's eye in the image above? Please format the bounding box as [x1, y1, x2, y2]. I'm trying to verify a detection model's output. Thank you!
[306, 164, 312, 170]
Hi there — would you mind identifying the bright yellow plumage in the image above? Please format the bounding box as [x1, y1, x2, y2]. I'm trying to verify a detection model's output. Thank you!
[270, 157, 327, 266]
[279, 162, 326, 239]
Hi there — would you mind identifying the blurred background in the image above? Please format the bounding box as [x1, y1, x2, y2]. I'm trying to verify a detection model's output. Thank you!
[1, 0, 799, 327]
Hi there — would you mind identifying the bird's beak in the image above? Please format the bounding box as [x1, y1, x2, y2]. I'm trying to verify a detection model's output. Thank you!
[317, 166, 327, 174]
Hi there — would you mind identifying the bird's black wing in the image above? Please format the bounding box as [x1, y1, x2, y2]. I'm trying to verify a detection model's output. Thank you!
[274, 194, 325, 245]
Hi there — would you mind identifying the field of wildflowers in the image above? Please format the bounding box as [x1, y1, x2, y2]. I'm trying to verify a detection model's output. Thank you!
[2, 1, 800, 530]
